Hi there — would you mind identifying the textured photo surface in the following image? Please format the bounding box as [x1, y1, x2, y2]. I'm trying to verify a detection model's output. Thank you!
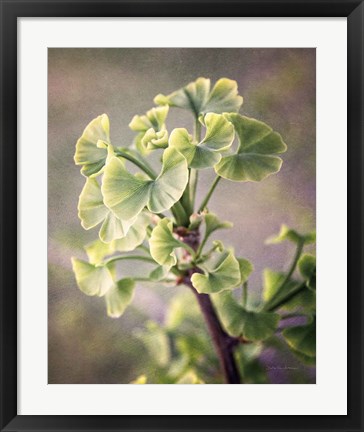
[48, 48, 316, 384]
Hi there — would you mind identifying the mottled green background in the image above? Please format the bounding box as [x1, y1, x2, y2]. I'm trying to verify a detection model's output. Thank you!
[48, 48, 315, 384]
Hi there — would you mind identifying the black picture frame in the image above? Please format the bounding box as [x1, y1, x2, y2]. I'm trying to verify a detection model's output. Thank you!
[1, 1, 363, 431]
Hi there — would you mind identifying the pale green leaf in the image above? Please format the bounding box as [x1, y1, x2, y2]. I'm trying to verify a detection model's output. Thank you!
[191, 250, 241, 294]
[130, 374, 147, 384]
[135, 321, 171, 367]
[215, 113, 287, 182]
[214, 292, 280, 341]
[149, 265, 171, 281]
[74, 114, 113, 177]
[176, 370, 204, 384]
[154, 77, 243, 115]
[102, 148, 188, 221]
[204, 212, 233, 239]
[71, 258, 114, 297]
[141, 128, 169, 150]
[169, 113, 234, 169]
[282, 318, 316, 357]
[78, 178, 135, 243]
[104, 278, 135, 318]
[266, 224, 316, 245]
[262, 268, 315, 312]
[149, 218, 181, 267]
[298, 254, 316, 290]
[237, 258, 254, 283]
[84, 213, 151, 264]
[129, 106, 169, 132]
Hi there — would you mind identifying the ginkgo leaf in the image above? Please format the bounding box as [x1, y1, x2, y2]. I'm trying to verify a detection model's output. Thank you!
[214, 292, 280, 341]
[102, 147, 188, 221]
[149, 265, 172, 281]
[129, 106, 169, 132]
[215, 114, 287, 182]
[263, 269, 315, 312]
[149, 218, 182, 267]
[191, 250, 241, 294]
[237, 258, 254, 283]
[298, 254, 316, 290]
[169, 113, 234, 169]
[176, 370, 205, 384]
[84, 212, 151, 264]
[154, 77, 243, 116]
[282, 317, 316, 357]
[71, 258, 114, 297]
[129, 106, 169, 155]
[104, 278, 135, 318]
[141, 128, 169, 150]
[204, 212, 233, 239]
[266, 224, 316, 245]
[74, 114, 114, 177]
[135, 321, 171, 367]
[78, 177, 135, 243]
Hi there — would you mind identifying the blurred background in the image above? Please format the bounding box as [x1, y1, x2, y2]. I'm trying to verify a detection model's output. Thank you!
[48, 48, 316, 384]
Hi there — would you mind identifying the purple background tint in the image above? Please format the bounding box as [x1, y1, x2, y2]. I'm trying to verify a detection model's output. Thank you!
[48, 48, 315, 383]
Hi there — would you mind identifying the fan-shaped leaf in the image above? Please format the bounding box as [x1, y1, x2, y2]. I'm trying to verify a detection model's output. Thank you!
[154, 77, 243, 115]
[78, 178, 135, 243]
[85, 213, 151, 264]
[104, 278, 135, 318]
[169, 113, 234, 169]
[102, 148, 188, 221]
[191, 250, 241, 294]
[129, 106, 169, 154]
[237, 258, 254, 283]
[71, 258, 114, 297]
[266, 224, 316, 245]
[282, 318, 316, 357]
[214, 292, 280, 341]
[74, 114, 114, 177]
[204, 212, 233, 239]
[149, 218, 182, 267]
[215, 114, 287, 182]
[298, 254, 316, 290]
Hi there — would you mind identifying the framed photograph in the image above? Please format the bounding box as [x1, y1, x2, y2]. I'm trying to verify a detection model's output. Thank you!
[1, 0, 363, 431]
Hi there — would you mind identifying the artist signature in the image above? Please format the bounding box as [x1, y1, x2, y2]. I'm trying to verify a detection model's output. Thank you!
[267, 365, 299, 370]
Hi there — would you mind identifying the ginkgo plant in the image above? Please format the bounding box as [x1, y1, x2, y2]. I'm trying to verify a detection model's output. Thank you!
[72, 77, 316, 384]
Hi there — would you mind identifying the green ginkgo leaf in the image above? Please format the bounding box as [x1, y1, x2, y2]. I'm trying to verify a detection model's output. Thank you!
[135, 321, 171, 367]
[71, 258, 114, 297]
[102, 147, 188, 221]
[74, 114, 114, 177]
[191, 250, 241, 294]
[84, 212, 151, 264]
[262, 268, 315, 312]
[237, 258, 254, 283]
[204, 212, 233, 239]
[154, 77, 243, 116]
[78, 177, 135, 243]
[169, 113, 234, 169]
[214, 292, 280, 341]
[266, 224, 316, 245]
[298, 254, 316, 290]
[176, 370, 205, 384]
[149, 265, 172, 281]
[104, 278, 135, 318]
[215, 113, 287, 182]
[282, 317, 316, 357]
[129, 106, 169, 154]
[141, 128, 169, 150]
[149, 218, 182, 267]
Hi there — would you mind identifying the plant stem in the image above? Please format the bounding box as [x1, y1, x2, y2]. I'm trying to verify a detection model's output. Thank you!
[242, 282, 248, 308]
[184, 272, 241, 384]
[115, 149, 157, 179]
[190, 169, 198, 211]
[198, 176, 221, 213]
[171, 201, 190, 227]
[104, 255, 156, 266]
[262, 239, 304, 312]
